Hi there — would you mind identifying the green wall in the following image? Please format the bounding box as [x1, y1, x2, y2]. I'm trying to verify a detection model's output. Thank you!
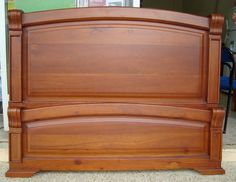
[14, 0, 76, 12]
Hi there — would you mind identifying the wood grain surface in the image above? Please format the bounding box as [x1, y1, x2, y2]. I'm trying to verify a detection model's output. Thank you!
[6, 8, 225, 177]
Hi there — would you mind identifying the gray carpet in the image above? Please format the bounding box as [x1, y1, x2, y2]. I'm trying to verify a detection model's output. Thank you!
[0, 162, 236, 182]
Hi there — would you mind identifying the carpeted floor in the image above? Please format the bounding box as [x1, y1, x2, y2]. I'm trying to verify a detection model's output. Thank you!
[0, 162, 236, 182]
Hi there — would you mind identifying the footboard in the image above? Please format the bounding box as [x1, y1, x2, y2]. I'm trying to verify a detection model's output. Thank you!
[7, 8, 224, 177]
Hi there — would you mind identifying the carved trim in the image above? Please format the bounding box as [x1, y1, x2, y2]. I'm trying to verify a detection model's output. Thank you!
[209, 14, 224, 35]
[8, 10, 23, 31]
[8, 108, 21, 128]
[211, 108, 225, 128]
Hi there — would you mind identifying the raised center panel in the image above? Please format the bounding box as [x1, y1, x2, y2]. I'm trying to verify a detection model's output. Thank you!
[23, 21, 207, 102]
[23, 116, 209, 157]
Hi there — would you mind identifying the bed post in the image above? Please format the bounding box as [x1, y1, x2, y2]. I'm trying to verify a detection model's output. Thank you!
[196, 108, 225, 175]
[8, 10, 23, 102]
[207, 14, 224, 105]
[199, 14, 225, 175]
[6, 10, 38, 177]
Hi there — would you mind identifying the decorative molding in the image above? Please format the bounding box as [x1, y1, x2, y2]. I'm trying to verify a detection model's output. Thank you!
[8, 108, 21, 128]
[211, 108, 225, 128]
[8, 11, 23, 102]
[207, 14, 223, 104]
[209, 14, 224, 35]
[8, 10, 23, 31]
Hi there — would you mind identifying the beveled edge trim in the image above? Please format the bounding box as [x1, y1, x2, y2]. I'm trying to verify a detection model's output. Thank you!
[21, 103, 211, 122]
[22, 7, 209, 30]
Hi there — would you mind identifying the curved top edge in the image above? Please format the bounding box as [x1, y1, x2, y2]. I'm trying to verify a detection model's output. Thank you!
[17, 7, 210, 30]
[209, 14, 224, 35]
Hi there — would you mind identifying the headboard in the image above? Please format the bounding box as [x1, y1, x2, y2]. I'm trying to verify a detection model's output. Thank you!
[7, 8, 225, 177]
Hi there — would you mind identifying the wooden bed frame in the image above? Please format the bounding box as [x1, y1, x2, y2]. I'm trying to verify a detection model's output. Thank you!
[7, 8, 224, 177]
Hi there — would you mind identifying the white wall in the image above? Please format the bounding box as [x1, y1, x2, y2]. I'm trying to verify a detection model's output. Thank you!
[0, 1, 9, 131]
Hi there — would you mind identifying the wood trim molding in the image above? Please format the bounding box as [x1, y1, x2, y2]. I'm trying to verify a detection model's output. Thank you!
[207, 14, 224, 105]
[22, 8, 209, 30]
[21, 104, 211, 123]
[8, 10, 23, 102]
[8, 10, 23, 31]
[209, 14, 224, 35]
[211, 108, 225, 128]
[8, 108, 21, 128]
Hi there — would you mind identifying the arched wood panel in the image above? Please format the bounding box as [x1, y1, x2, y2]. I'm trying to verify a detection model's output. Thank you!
[22, 116, 209, 157]
[22, 104, 211, 122]
[23, 20, 208, 103]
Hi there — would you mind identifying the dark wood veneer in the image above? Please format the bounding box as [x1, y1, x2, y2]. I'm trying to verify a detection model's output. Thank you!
[6, 8, 224, 177]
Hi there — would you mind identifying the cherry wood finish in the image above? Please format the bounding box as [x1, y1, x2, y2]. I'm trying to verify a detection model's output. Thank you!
[6, 8, 224, 177]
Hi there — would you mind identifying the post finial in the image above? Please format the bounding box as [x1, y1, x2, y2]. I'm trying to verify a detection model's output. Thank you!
[209, 14, 224, 35]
